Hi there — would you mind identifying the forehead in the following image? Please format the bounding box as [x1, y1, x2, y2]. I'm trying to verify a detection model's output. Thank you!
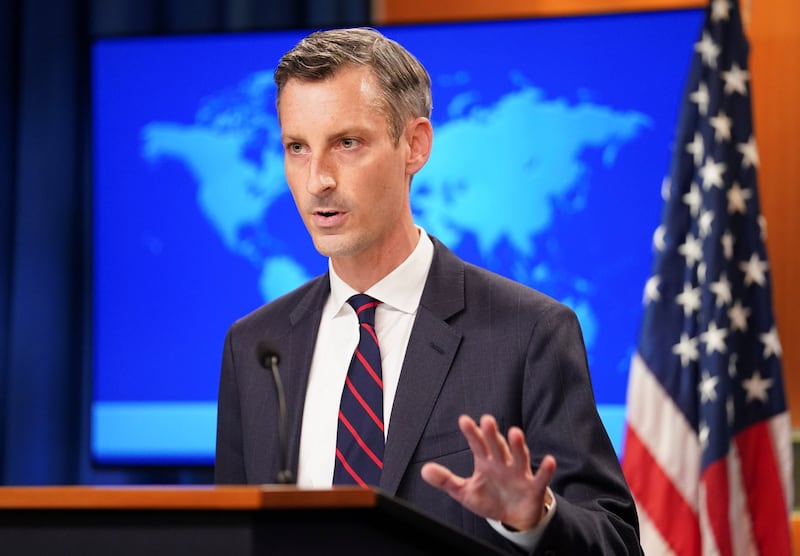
[278, 66, 383, 131]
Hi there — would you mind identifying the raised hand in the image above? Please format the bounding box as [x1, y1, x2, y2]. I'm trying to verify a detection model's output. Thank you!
[420, 414, 556, 532]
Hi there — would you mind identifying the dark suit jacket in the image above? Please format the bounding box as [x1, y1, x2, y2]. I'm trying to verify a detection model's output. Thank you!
[215, 236, 642, 555]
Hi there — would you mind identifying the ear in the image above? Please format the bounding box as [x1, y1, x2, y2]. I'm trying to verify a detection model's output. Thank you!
[404, 117, 433, 176]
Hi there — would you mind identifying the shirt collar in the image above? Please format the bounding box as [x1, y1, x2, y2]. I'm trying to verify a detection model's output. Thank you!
[328, 227, 434, 316]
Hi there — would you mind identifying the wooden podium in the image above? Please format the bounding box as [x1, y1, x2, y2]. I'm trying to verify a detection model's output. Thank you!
[0, 486, 505, 555]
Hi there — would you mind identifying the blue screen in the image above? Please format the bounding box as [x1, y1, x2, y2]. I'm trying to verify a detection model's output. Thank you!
[91, 10, 704, 464]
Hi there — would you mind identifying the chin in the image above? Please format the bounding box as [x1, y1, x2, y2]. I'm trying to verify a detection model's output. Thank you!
[311, 235, 359, 259]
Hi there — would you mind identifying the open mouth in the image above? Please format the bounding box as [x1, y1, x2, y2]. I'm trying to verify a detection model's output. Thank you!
[313, 210, 345, 227]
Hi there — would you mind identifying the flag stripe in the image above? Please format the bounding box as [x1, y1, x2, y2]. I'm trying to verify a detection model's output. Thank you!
[636, 506, 677, 556]
[768, 412, 793, 514]
[735, 421, 791, 554]
[623, 424, 702, 555]
[701, 458, 733, 556]
[626, 353, 700, 507]
[725, 443, 757, 556]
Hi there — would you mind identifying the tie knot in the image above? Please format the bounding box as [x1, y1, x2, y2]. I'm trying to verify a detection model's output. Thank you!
[348, 294, 381, 325]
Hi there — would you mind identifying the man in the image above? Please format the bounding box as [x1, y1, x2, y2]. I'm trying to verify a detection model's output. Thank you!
[215, 27, 642, 554]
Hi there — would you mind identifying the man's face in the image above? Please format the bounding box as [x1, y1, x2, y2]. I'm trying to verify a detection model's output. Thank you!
[278, 66, 413, 265]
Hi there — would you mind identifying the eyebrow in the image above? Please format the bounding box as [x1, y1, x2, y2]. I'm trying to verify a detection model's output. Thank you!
[281, 125, 370, 144]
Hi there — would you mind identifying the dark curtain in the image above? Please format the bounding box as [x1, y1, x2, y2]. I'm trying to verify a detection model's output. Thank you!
[0, 0, 369, 486]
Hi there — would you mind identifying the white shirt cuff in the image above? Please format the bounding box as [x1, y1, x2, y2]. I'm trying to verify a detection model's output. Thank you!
[486, 487, 557, 551]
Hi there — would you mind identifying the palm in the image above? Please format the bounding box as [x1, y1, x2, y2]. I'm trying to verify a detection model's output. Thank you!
[421, 414, 556, 531]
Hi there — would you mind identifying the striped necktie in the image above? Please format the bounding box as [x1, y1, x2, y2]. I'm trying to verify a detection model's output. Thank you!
[332, 294, 384, 487]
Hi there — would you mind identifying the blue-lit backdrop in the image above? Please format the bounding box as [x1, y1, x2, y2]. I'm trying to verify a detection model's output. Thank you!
[92, 9, 704, 465]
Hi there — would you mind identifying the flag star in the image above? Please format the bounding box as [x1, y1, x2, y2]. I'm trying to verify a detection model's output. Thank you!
[742, 370, 773, 403]
[686, 132, 705, 167]
[690, 81, 710, 116]
[682, 182, 703, 217]
[709, 273, 732, 307]
[698, 421, 710, 450]
[678, 233, 703, 268]
[737, 135, 759, 169]
[758, 214, 767, 241]
[759, 326, 782, 359]
[653, 225, 666, 252]
[699, 370, 720, 403]
[661, 176, 671, 201]
[673, 332, 700, 367]
[676, 282, 702, 317]
[739, 253, 768, 286]
[701, 322, 728, 354]
[711, 0, 731, 21]
[722, 62, 750, 96]
[697, 261, 707, 284]
[695, 31, 720, 68]
[710, 110, 733, 142]
[721, 231, 734, 259]
[727, 182, 752, 214]
[699, 157, 726, 190]
[644, 275, 661, 304]
[698, 209, 714, 238]
[728, 301, 751, 332]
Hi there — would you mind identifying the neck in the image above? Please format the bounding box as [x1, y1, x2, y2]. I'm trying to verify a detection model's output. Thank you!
[332, 223, 419, 292]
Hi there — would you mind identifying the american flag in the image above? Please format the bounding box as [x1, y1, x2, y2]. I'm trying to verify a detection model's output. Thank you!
[621, 1, 793, 554]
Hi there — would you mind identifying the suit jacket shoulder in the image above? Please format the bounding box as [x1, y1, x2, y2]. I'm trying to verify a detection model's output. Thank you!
[229, 272, 330, 340]
[215, 272, 329, 484]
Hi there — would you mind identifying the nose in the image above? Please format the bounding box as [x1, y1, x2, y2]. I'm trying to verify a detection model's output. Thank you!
[306, 153, 336, 196]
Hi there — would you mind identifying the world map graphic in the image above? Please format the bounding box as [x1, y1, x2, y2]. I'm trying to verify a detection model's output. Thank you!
[142, 70, 650, 356]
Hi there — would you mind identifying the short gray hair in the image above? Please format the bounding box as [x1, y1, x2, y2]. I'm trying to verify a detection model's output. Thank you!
[274, 27, 432, 144]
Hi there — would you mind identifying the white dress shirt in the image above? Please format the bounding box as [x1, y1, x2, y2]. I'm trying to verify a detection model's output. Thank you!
[296, 229, 434, 486]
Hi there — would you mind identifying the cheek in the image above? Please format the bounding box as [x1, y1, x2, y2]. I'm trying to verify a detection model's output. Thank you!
[284, 160, 301, 188]
[367, 183, 408, 231]
[370, 154, 408, 198]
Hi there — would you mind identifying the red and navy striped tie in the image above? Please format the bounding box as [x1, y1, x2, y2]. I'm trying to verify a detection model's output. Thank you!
[332, 294, 384, 487]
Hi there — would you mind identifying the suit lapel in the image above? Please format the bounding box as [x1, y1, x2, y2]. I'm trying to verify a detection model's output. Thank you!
[284, 274, 330, 475]
[380, 238, 465, 494]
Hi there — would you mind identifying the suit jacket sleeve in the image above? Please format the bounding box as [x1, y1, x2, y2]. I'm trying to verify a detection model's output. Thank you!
[389, 246, 642, 555]
[519, 302, 642, 555]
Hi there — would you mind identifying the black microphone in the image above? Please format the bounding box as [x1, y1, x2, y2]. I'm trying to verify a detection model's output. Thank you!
[256, 340, 295, 485]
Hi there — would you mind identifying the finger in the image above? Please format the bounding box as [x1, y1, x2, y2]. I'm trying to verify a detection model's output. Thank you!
[479, 414, 512, 465]
[458, 414, 490, 460]
[421, 462, 467, 497]
[507, 426, 532, 473]
[533, 454, 557, 492]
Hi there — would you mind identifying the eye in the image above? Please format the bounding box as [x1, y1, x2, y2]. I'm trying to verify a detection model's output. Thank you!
[340, 138, 359, 149]
[286, 142, 305, 154]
